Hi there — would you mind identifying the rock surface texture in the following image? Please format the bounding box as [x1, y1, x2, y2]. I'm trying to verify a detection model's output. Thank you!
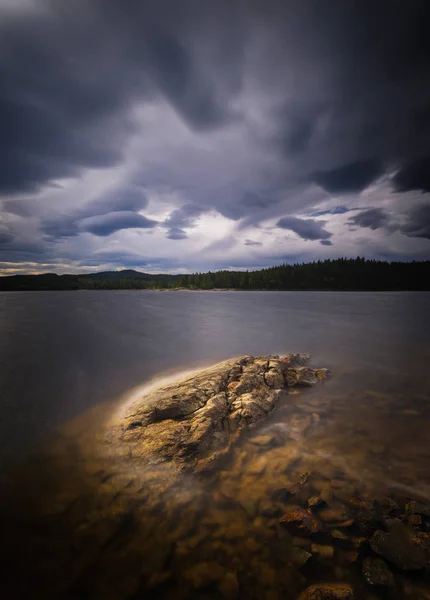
[106, 354, 330, 472]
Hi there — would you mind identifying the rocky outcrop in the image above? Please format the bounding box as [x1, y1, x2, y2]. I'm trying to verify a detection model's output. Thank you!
[106, 354, 329, 472]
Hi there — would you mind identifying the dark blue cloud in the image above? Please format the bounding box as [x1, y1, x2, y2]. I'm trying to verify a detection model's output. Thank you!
[311, 206, 354, 217]
[276, 216, 333, 241]
[0, 232, 14, 244]
[400, 204, 430, 240]
[392, 158, 430, 193]
[166, 228, 187, 240]
[313, 160, 383, 194]
[320, 240, 333, 246]
[80, 211, 157, 236]
[0, 2, 238, 194]
[347, 208, 389, 231]
[163, 204, 205, 239]
[244, 239, 262, 246]
[41, 186, 148, 240]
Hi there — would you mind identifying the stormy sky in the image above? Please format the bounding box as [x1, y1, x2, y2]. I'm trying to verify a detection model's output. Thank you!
[1, 0, 430, 275]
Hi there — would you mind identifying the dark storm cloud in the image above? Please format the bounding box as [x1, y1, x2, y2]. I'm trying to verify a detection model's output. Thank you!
[2, 199, 34, 217]
[166, 228, 188, 240]
[313, 160, 383, 195]
[244, 239, 262, 247]
[2, 0, 430, 272]
[276, 216, 332, 242]
[77, 252, 149, 268]
[311, 206, 352, 217]
[392, 158, 430, 193]
[0, 232, 14, 244]
[41, 185, 148, 239]
[163, 204, 205, 240]
[347, 208, 389, 231]
[0, 0, 239, 194]
[400, 204, 430, 240]
[0, 239, 48, 264]
[320, 240, 333, 246]
[3, 0, 430, 200]
[80, 212, 157, 237]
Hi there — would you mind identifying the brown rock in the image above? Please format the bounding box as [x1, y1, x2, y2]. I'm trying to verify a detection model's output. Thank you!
[308, 496, 325, 510]
[298, 582, 354, 599]
[380, 497, 400, 515]
[106, 354, 329, 475]
[318, 505, 351, 524]
[362, 556, 394, 587]
[311, 543, 335, 561]
[280, 508, 322, 536]
[370, 522, 430, 570]
[331, 529, 349, 541]
[343, 551, 359, 563]
[260, 501, 281, 518]
[184, 561, 225, 588]
[218, 571, 239, 599]
[406, 501, 430, 518]
[290, 547, 312, 567]
[407, 514, 423, 528]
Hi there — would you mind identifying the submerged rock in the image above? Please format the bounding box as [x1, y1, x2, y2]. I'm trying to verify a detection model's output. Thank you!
[106, 354, 329, 473]
[311, 543, 335, 562]
[308, 496, 326, 510]
[280, 508, 322, 536]
[298, 582, 354, 599]
[318, 505, 351, 525]
[290, 547, 312, 567]
[362, 556, 394, 587]
[370, 522, 430, 570]
[406, 501, 430, 518]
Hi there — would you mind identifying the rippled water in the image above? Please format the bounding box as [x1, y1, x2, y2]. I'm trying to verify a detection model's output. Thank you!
[0, 291, 429, 599]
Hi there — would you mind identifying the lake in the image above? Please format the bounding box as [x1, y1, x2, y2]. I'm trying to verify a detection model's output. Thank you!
[0, 290, 429, 599]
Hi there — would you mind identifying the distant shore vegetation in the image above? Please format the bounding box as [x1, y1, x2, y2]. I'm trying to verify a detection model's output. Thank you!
[1, 258, 429, 291]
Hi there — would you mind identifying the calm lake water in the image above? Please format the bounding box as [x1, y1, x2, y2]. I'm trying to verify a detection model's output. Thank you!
[0, 290, 429, 599]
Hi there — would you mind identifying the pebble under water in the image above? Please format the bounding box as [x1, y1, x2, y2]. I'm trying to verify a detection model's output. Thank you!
[1, 291, 429, 599]
[1, 360, 430, 600]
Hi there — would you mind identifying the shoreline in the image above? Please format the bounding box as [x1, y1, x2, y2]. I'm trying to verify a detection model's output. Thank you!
[2, 287, 430, 292]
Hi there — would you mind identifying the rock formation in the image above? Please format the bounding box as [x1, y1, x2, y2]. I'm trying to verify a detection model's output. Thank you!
[105, 354, 330, 472]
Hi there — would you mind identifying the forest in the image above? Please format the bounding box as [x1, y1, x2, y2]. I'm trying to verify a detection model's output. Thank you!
[0, 258, 429, 291]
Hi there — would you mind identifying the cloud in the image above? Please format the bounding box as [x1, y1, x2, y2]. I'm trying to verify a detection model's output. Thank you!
[400, 204, 430, 240]
[392, 158, 430, 193]
[0, 232, 14, 244]
[2, 1, 430, 273]
[79, 211, 157, 237]
[311, 206, 355, 217]
[276, 216, 333, 242]
[320, 240, 333, 246]
[41, 185, 148, 240]
[313, 160, 383, 194]
[347, 208, 389, 231]
[163, 203, 205, 240]
[166, 228, 188, 240]
[244, 239, 262, 246]
[0, 1, 239, 194]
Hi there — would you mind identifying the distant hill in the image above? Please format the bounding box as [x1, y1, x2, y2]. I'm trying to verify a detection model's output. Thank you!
[0, 259, 429, 291]
[85, 269, 181, 282]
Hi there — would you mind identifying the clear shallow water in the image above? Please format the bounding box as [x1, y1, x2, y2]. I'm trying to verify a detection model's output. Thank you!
[0, 290, 430, 599]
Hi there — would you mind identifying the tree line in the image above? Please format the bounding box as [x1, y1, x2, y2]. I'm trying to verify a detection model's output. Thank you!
[0, 258, 429, 291]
